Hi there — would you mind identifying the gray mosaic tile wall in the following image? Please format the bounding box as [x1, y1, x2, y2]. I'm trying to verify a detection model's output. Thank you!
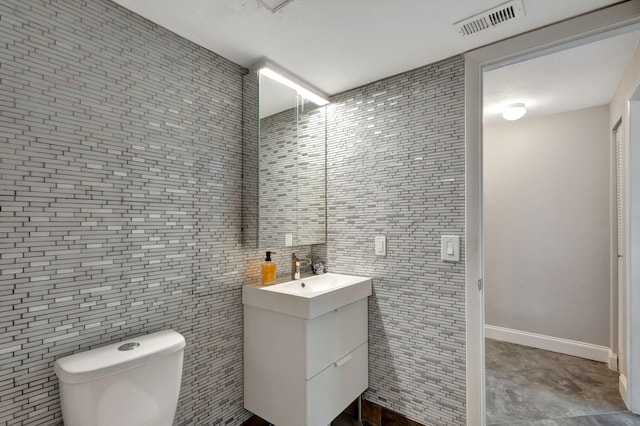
[0, 1, 312, 424]
[326, 57, 466, 425]
[3, 2, 466, 425]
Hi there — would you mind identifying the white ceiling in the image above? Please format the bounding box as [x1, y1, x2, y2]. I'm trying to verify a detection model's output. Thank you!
[483, 30, 640, 124]
[111, 0, 623, 97]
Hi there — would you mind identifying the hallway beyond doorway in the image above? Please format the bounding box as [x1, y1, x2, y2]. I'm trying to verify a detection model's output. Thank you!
[485, 339, 640, 425]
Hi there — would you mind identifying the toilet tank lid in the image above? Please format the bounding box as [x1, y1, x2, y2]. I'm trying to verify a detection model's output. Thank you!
[54, 330, 186, 384]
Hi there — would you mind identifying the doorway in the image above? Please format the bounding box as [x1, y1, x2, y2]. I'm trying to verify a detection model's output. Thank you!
[464, 3, 640, 425]
[481, 37, 634, 421]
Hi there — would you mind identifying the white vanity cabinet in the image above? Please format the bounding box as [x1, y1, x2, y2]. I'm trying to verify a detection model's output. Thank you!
[243, 275, 371, 426]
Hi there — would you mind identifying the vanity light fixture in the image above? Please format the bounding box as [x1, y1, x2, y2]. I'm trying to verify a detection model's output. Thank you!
[255, 60, 330, 106]
[502, 103, 527, 121]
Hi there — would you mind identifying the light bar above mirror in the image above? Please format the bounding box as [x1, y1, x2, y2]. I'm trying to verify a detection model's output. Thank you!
[253, 60, 329, 106]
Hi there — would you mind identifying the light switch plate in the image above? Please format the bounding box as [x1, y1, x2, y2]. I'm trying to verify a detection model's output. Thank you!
[375, 236, 386, 256]
[441, 235, 460, 262]
[285, 234, 293, 246]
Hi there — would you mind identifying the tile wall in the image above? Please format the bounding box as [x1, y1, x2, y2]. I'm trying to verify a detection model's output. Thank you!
[326, 57, 467, 425]
[0, 1, 308, 424]
[1, 1, 467, 425]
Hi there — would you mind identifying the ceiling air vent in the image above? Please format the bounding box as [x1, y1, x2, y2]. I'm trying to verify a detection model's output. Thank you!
[258, 0, 294, 13]
[454, 0, 525, 37]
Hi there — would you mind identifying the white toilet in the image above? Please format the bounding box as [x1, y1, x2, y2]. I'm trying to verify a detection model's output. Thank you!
[54, 329, 186, 426]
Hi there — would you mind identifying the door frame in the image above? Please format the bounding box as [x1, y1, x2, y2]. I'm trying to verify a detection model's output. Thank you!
[627, 86, 640, 410]
[464, 2, 640, 424]
[612, 118, 622, 373]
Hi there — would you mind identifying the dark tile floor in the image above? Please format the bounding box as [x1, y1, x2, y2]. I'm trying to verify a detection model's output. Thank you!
[486, 338, 640, 425]
[332, 412, 364, 425]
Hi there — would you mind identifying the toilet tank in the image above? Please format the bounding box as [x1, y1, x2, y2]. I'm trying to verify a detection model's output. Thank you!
[54, 330, 186, 426]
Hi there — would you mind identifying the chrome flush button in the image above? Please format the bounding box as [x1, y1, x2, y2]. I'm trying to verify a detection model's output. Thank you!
[118, 342, 140, 351]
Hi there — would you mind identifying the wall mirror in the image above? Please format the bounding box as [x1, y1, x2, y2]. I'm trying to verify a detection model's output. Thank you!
[242, 61, 328, 248]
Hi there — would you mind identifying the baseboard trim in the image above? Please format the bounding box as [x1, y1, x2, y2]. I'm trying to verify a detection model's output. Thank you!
[609, 351, 618, 371]
[485, 325, 611, 363]
[620, 374, 630, 409]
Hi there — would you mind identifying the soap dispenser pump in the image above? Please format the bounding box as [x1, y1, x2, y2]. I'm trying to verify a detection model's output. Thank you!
[261, 251, 276, 285]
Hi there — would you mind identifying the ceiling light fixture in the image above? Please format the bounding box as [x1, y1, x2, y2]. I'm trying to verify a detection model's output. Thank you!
[255, 60, 330, 106]
[502, 103, 527, 121]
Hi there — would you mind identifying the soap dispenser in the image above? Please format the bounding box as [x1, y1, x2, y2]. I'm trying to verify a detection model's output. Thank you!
[261, 251, 276, 285]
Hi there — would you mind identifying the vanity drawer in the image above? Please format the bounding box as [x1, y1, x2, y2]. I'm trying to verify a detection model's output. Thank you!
[306, 298, 367, 379]
[306, 342, 368, 426]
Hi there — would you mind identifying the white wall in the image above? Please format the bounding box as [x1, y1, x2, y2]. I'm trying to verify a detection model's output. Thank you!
[484, 105, 611, 347]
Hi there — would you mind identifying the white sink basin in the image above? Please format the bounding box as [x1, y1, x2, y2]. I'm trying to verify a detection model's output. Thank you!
[242, 273, 372, 319]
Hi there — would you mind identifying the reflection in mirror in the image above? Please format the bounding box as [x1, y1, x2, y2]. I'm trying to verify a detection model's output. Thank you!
[258, 76, 299, 246]
[294, 101, 326, 246]
[242, 63, 328, 248]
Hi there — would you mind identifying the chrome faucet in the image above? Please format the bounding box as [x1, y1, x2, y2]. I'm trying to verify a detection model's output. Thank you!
[291, 253, 311, 280]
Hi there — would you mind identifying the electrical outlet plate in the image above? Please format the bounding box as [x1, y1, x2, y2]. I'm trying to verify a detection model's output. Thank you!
[375, 236, 386, 256]
[441, 235, 460, 262]
[285, 234, 293, 246]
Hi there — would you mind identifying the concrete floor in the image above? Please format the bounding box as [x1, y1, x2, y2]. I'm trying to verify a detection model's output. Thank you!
[486, 338, 640, 425]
